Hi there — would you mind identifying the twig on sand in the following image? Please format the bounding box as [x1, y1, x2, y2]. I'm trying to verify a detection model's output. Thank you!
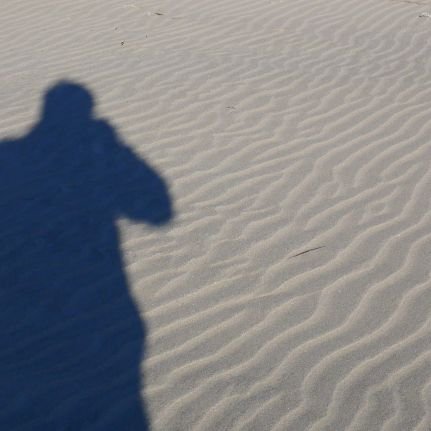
[290, 246, 325, 259]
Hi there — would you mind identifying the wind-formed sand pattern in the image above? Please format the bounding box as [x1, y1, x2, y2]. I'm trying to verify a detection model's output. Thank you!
[2, 0, 431, 429]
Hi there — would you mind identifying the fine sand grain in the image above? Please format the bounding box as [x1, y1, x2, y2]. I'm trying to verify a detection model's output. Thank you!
[2, 0, 431, 429]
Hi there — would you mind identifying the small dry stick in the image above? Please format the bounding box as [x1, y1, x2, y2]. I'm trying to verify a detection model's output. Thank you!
[290, 246, 325, 259]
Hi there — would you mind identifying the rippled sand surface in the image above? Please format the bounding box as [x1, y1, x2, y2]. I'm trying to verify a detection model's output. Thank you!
[2, 1, 431, 429]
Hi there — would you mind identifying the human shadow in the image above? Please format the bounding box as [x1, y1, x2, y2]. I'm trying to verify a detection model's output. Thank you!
[0, 82, 173, 430]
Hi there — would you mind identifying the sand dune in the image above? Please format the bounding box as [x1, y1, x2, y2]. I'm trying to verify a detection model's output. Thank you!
[2, 0, 431, 429]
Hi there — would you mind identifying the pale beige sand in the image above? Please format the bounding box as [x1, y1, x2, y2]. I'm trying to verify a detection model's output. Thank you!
[2, 0, 431, 429]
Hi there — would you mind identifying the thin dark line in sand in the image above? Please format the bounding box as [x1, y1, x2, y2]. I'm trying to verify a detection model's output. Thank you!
[290, 246, 325, 259]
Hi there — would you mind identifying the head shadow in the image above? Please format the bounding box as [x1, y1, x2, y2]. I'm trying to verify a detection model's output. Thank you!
[0, 81, 173, 430]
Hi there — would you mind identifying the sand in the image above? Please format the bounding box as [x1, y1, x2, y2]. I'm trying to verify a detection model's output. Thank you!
[2, 0, 431, 429]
